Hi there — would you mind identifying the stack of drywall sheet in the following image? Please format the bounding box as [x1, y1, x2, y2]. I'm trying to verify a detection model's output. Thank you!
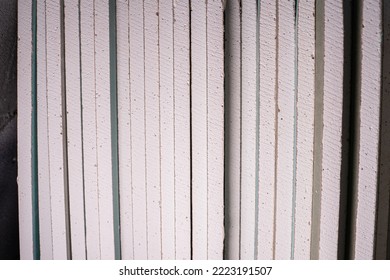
[18, 0, 224, 260]
[18, 0, 386, 260]
[224, 0, 346, 260]
[350, 0, 382, 260]
[191, 0, 225, 260]
[116, 0, 192, 259]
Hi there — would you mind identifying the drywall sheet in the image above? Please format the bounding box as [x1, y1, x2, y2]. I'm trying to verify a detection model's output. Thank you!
[191, 0, 224, 260]
[274, 0, 296, 260]
[128, 0, 148, 259]
[17, 0, 34, 260]
[293, 0, 315, 260]
[37, 0, 53, 260]
[351, 0, 382, 260]
[159, 0, 176, 260]
[240, 0, 258, 260]
[144, 0, 162, 260]
[316, 0, 344, 260]
[257, 0, 277, 260]
[173, 0, 192, 260]
[191, 0, 208, 260]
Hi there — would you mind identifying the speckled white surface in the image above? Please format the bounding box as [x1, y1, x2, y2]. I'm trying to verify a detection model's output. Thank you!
[318, 0, 344, 260]
[352, 0, 382, 260]
[240, 0, 257, 260]
[17, 0, 387, 261]
[37, 0, 53, 260]
[275, 0, 295, 260]
[45, 0, 68, 260]
[191, 0, 224, 260]
[293, 0, 315, 260]
[17, 0, 34, 260]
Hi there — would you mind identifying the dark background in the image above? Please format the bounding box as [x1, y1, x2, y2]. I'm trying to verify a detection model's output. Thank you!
[0, 0, 19, 260]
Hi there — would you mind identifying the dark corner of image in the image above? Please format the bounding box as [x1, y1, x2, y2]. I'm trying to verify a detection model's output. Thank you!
[0, 0, 19, 260]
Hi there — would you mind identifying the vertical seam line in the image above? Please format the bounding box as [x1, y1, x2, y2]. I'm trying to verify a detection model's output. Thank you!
[311, 0, 325, 260]
[78, 0, 88, 260]
[254, 0, 261, 260]
[291, 0, 299, 260]
[60, 0, 72, 260]
[32, 0, 41, 260]
[157, 0, 163, 260]
[172, 0, 177, 259]
[92, 0, 101, 259]
[238, 0, 243, 260]
[44, 0, 53, 259]
[206, 0, 209, 259]
[142, 0, 149, 259]
[109, 0, 121, 260]
[273, 0, 280, 260]
[127, 0, 135, 260]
